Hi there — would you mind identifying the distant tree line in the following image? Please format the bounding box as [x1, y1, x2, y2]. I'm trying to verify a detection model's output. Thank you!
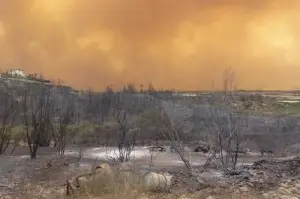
[0, 79, 178, 160]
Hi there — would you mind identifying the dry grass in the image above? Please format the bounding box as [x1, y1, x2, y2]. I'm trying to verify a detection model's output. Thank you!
[13, 167, 146, 199]
[69, 170, 144, 199]
[8, 182, 269, 199]
[10, 167, 269, 199]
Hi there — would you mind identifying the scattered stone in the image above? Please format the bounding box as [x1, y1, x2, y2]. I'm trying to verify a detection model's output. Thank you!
[239, 186, 249, 192]
[295, 183, 300, 189]
[280, 183, 289, 189]
[44, 162, 52, 168]
[290, 187, 300, 195]
[246, 182, 254, 188]
[61, 161, 69, 167]
[278, 187, 292, 195]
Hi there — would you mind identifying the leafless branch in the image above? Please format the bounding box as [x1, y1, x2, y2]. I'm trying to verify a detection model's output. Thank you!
[0, 91, 18, 155]
[21, 82, 55, 159]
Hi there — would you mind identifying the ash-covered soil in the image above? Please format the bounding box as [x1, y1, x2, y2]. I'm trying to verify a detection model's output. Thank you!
[1, 145, 300, 198]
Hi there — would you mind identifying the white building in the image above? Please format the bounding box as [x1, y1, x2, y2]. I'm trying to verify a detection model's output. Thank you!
[7, 69, 26, 78]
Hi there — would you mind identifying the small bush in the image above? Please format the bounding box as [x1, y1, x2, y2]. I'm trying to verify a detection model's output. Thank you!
[11, 125, 25, 144]
[72, 122, 119, 145]
[72, 123, 99, 145]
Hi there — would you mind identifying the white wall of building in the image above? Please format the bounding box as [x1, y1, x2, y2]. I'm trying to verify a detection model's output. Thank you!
[8, 69, 26, 78]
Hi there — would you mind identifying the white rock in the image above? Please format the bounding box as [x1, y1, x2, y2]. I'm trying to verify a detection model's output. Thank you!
[278, 187, 290, 195]
[290, 187, 300, 195]
[280, 183, 289, 189]
[295, 183, 300, 189]
[239, 186, 249, 192]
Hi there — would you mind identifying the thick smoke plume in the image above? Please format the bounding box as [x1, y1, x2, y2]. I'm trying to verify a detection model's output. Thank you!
[0, 0, 299, 90]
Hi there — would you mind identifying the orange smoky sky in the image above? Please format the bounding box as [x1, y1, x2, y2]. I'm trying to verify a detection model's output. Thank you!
[0, 0, 300, 91]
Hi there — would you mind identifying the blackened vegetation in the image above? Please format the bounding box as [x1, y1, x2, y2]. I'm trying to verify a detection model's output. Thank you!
[0, 90, 18, 154]
[194, 146, 210, 153]
[22, 83, 54, 159]
[0, 74, 299, 169]
[9, 82, 162, 160]
[260, 149, 274, 157]
[52, 86, 76, 156]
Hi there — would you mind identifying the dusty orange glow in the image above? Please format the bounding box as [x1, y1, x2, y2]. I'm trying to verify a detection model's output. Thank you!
[0, 0, 300, 90]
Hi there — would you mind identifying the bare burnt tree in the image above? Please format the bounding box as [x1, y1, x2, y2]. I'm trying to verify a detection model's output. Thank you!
[105, 91, 139, 162]
[156, 109, 193, 172]
[205, 69, 242, 171]
[52, 89, 75, 155]
[86, 89, 102, 123]
[0, 90, 18, 155]
[191, 69, 243, 171]
[84, 86, 114, 124]
[99, 86, 115, 122]
[141, 84, 194, 172]
[276, 117, 300, 155]
[114, 108, 137, 162]
[199, 107, 242, 171]
[123, 83, 137, 93]
[21, 83, 54, 159]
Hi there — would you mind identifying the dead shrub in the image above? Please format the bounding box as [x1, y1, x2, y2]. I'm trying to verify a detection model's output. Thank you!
[66, 167, 143, 199]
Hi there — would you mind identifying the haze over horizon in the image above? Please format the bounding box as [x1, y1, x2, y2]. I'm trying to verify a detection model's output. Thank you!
[0, 0, 300, 91]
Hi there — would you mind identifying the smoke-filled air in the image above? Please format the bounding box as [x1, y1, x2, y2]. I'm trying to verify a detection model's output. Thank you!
[0, 0, 300, 90]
